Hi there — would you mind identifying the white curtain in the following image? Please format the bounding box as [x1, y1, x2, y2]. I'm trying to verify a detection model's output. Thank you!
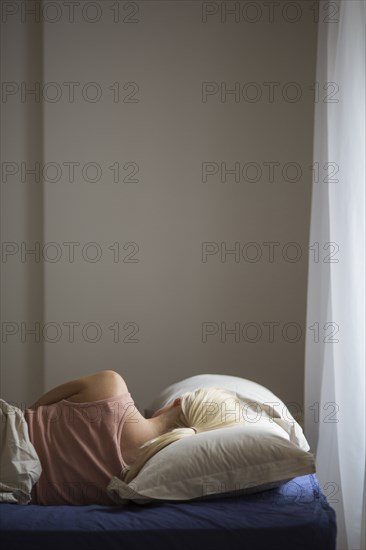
[305, 2, 365, 550]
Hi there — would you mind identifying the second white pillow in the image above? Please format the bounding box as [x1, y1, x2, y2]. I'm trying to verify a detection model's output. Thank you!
[145, 374, 310, 451]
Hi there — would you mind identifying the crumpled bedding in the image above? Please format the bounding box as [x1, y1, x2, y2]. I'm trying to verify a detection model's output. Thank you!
[0, 399, 42, 504]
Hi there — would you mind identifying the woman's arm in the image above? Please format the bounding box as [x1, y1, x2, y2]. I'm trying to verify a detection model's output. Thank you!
[29, 370, 128, 409]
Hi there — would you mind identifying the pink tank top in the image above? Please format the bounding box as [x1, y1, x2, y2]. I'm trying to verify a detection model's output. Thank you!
[24, 392, 135, 506]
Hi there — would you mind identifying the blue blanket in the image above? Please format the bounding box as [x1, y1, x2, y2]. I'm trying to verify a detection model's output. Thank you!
[0, 474, 336, 550]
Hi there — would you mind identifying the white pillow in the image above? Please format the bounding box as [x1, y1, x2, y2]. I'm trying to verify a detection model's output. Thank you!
[106, 375, 314, 505]
[145, 374, 310, 451]
[107, 418, 315, 505]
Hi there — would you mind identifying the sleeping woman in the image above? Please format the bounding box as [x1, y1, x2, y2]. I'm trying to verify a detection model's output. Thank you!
[24, 370, 245, 506]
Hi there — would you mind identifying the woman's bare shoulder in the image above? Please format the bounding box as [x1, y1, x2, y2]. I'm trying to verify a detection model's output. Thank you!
[66, 370, 129, 403]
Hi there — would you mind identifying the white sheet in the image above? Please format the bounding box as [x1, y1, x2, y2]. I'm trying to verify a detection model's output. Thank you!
[0, 399, 42, 504]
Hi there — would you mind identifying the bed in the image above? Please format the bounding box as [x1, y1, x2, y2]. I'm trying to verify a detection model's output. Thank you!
[0, 473, 336, 550]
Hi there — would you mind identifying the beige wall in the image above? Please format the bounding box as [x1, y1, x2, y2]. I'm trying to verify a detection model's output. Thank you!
[1, 10, 44, 409]
[1, 0, 318, 417]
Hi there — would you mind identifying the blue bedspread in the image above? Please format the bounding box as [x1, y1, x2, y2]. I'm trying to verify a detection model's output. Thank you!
[0, 474, 336, 550]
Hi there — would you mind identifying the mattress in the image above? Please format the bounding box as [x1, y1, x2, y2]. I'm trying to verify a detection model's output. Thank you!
[0, 474, 336, 550]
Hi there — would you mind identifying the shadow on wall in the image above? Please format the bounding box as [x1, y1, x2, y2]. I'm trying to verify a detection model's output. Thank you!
[24, 20, 44, 404]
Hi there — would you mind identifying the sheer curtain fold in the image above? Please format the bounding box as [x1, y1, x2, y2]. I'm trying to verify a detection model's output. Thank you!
[305, 2, 365, 550]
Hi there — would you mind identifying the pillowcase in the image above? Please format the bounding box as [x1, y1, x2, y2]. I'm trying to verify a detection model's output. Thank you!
[107, 418, 315, 505]
[145, 373, 310, 451]
[106, 375, 315, 505]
